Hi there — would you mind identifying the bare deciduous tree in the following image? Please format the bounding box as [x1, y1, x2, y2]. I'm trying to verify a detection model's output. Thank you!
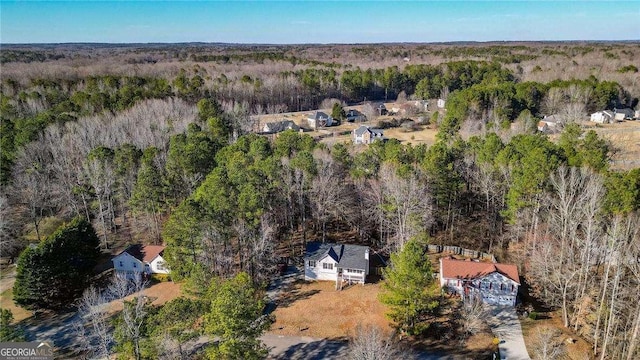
[73, 286, 113, 359]
[531, 326, 566, 360]
[378, 163, 432, 250]
[347, 325, 412, 360]
[457, 298, 488, 344]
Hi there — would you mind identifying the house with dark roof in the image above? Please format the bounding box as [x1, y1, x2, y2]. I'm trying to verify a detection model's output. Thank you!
[262, 120, 300, 133]
[614, 108, 635, 121]
[345, 109, 367, 122]
[353, 125, 384, 144]
[112, 244, 169, 277]
[307, 111, 334, 129]
[439, 257, 520, 306]
[304, 242, 370, 284]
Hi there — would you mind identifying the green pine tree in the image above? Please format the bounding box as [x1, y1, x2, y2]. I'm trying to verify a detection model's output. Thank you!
[13, 217, 100, 310]
[204, 272, 271, 359]
[379, 237, 440, 335]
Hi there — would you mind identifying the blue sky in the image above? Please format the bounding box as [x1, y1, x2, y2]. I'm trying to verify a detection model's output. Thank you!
[1, 1, 638, 44]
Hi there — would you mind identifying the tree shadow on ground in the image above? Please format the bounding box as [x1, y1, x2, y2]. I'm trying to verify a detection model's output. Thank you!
[265, 287, 320, 315]
[272, 338, 348, 360]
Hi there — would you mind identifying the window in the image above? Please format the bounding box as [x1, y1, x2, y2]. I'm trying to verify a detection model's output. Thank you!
[118, 261, 123, 267]
[323, 263, 334, 270]
[347, 269, 363, 274]
[133, 262, 137, 268]
[308, 260, 316, 267]
[156, 261, 167, 271]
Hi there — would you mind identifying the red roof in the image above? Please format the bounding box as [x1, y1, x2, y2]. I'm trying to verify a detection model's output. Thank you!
[440, 258, 520, 284]
[122, 244, 165, 263]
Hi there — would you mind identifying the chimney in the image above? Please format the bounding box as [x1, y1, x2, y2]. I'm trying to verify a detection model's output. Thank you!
[365, 248, 369, 261]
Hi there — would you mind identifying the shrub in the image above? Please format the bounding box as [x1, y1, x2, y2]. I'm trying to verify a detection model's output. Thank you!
[151, 274, 171, 282]
[529, 311, 538, 320]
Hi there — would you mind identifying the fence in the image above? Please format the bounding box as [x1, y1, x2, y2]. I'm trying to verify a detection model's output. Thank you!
[426, 244, 496, 263]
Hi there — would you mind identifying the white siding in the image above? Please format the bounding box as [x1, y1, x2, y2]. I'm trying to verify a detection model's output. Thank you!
[441, 271, 519, 306]
[112, 252, 170, 276]
[149, 255, 170, 274]
[112, 253, 144, 274]
[304, 255, 338, 281]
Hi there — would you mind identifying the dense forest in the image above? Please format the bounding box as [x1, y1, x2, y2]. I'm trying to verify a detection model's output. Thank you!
[1, 42, 640, 359]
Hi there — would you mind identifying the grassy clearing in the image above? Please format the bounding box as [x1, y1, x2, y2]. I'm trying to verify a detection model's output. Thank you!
[270, 280, 391, 339]
[0, 288, 33, 323]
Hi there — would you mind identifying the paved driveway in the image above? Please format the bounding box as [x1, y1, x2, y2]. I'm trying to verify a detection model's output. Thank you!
[487, 306, 531, 360]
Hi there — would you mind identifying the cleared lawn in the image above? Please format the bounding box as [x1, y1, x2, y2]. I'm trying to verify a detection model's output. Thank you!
[270, 280, 391, 339]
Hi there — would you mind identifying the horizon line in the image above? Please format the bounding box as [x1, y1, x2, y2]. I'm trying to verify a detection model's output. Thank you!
[2, 39, 640, 47]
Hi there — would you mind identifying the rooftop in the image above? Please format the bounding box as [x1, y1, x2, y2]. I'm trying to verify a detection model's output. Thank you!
[306, 242, 369, 270]
[440, 257, 520, 284]
[119, 244, 166, 263]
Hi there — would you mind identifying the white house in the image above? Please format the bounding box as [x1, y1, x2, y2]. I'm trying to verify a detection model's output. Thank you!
[353, 125, 384, 145]
[437, 98, 446, 109]
[112, 244, 170, 277]
[590, 110, 615, 124]
[304, 242, 370, 284]
[614, 108, 635, 121]
[307, 111, 333, 129]
[635, 110, 640, 120]
[439, 257, 520, 306]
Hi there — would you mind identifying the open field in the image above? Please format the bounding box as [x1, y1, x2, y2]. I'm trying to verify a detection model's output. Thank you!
[256, 102, 440, 147]
[270, 280, 391, 339]
[585, 120, 640, 170]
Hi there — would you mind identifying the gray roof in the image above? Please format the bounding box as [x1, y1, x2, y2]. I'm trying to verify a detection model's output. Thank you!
[264, 120, 299, 133]
[354, 125, 383, 136]
[305, 242, 369, 270]
[309, 111, 330, 120]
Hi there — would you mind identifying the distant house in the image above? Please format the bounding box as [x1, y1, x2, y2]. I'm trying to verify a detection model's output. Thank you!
[537, 119, 558, 133]
[437, 99, 446, 109]
[614, 108, 635, 121]
[262, 120, 300, 133]
[370, 102, 387, 116]
[304, 242, 370, 284]
[345, 109, 367, 122]
[414, 100, 429, 112]
[635, 110, 640, 120]
[590, 110, 615, 124]
[307, 111, 334, 129]
[391, 103, 418, 116]
[353, 125, 384, 144]
[112, 244, 170, 277]
[439, 257, 520, 306]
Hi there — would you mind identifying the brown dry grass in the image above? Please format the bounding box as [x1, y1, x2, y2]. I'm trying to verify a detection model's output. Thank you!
[270, 280, 391, 339]
[585, 120, 640, 170]
[520, 310, 593, 360]
[107, 281, 182, 313]
[0, 288, 32, 323]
